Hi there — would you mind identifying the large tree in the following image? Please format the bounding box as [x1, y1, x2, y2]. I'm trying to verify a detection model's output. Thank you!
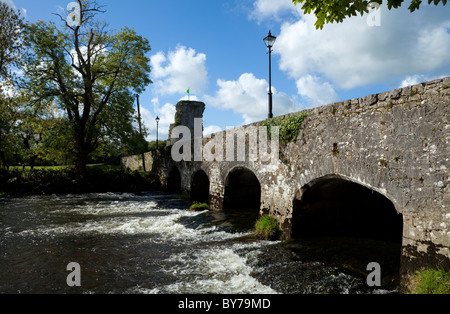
[0, 2, 24, 168]
[292, 0, 448, 29]
[0, 2, 24, 81]
[22, 0, 151, 173]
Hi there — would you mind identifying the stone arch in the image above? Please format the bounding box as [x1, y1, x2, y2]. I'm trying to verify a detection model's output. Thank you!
[292, 174, 403, 242]
[190, 169, 210, 204]
[291, 174, 405, 286]
[167, 166, 182, 193]
[223, 166, 261, 211]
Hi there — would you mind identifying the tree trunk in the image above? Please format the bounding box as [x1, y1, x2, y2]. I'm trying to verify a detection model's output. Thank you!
[74, 131, 90, 174]
[74, 148, 88, 174]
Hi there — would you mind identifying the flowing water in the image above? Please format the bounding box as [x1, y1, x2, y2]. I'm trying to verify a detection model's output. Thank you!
[0, 192, 397, 294]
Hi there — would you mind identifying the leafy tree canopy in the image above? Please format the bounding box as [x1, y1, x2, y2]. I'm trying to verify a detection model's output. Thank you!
[292, 0, 448, 29]
[0, 2, 24, 81]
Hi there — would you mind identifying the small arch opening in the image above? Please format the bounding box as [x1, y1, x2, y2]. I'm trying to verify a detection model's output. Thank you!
[167, 166, 182, 193]
[222, 167, 261, 231]
[224, 167, 261, 210]
[191, 170, 210, 204]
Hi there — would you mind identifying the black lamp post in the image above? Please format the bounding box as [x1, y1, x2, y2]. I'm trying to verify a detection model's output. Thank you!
[155, 116, 160, 149]
[263, 30, 277, 119]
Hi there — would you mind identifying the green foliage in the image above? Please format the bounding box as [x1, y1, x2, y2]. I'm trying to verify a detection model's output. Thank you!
[0, 2, 24, 80]
[262, 112, 308, 145]
[174, 111, 182, 127]
[189, 202, 209, 212]
[410, 267, 450, 294]
[147, 140, 167, 152]
[21, 1, 152, 173]
[254, 215, 281, 240]
[292, 0, 448, 29]
[0, 166, 160, 197]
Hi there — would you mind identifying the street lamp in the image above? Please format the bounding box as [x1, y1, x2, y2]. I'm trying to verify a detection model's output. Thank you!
[263, 30, 277, 119]
[155, 116, 160, 149]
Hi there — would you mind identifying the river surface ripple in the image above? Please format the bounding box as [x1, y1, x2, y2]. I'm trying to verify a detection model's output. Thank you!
[0, 192, 394, 294]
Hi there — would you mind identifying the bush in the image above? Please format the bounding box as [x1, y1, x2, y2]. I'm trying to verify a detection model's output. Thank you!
[189, 202, 209, 212]
[254, 215, 281, 240]
[409, 267, 450, 294]
[0, 166, 161, 197]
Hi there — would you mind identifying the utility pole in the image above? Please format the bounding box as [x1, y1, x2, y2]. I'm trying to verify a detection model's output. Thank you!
[136, 94, 146, 172]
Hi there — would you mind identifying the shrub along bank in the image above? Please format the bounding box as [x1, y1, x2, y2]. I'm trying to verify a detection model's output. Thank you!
[0, 166, 161, 197]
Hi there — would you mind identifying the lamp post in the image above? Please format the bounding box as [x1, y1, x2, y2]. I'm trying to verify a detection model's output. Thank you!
[155, 116, 160, 149]
[263, 30, 277, 119]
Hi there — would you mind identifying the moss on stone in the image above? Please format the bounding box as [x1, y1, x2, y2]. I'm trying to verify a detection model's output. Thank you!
[262, 112, 308, 145]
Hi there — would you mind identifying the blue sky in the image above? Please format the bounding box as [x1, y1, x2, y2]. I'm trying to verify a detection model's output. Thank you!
[4, 0, 450, 141]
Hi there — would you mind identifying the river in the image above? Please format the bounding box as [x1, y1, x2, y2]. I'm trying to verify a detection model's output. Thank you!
[0, 192, 397, 294]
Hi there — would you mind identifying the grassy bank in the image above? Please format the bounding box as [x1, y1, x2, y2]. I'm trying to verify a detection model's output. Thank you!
[406, 267, 450, 294]
[0, 165, 161, 197]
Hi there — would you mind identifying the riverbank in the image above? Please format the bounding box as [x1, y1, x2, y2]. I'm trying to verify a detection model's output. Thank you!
[0, 165, 161, 197]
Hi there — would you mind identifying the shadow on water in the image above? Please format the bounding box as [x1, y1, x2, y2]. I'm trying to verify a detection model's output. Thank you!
[179, 207, 260, 235]
[282, 237, 402, 291]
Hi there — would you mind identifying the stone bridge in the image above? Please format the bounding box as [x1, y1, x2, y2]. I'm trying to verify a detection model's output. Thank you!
[125, 77, 450, 276]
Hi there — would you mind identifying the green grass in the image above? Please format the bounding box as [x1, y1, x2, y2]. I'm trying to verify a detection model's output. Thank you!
[409, 267, 450, 294]
[7, 164, 122, 172]
[189, 202, 209, 212]
[254, 215, 281, 240]
[8, 165, 70, 171]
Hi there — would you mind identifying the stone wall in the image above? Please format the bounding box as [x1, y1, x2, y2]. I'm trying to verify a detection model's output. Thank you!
[121, 152, 154, 172]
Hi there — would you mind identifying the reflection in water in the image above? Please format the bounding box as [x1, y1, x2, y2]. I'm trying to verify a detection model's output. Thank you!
[0, 193, 397, 294]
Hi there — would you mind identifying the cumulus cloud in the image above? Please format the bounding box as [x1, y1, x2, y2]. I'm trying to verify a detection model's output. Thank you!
[204, 73, 299, 124]
[399, 73, 447, 88]
[151, 45, 208, 96]
[250, 0, 296, 22]
[138, 98, 176, 141]
[203, 125, 223, 136]
[274, 4, 450, 92]
[296, 75, 339, 107]
[249, 2, 450, 106]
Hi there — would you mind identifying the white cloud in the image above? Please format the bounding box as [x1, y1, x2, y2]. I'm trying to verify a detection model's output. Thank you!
[138, 98, 176, 141]
[296, 75, 339, 107]
[250, 0, 296, 22]
[204, 73, 299, 124]
[151, 45, 208, 96]
[179, 95, 200, 102]
[399, 74, 447, 88]
[271, 4, 450, 92]
[203, 125, 223, 136]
